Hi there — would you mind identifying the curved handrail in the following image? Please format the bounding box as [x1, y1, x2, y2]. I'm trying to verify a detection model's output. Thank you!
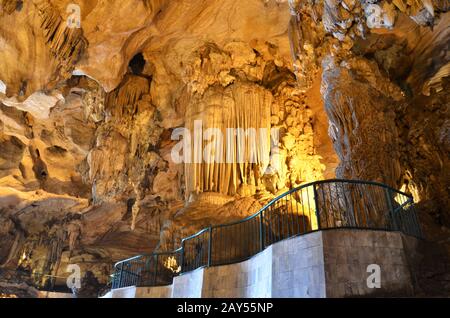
[114, 179, 416, 267]
[181, 228, 210, 243]
[111, 179, 422, 289]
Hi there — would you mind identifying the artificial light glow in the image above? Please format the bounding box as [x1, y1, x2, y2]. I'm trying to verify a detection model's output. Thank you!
[395, 183, 421, 204]
[17, 251, 28, 267]
[164, 256, 181, 273]
[395, 184, 408, 205]
[282, 191, 319, 231]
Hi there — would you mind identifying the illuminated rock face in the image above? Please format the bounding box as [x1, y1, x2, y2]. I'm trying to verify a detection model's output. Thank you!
[0, 0, 448, 296]
[289, 0, 450, 237]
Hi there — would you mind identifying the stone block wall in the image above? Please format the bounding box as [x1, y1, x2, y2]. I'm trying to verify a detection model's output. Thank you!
[322, 230, 414, 297]
[202, 246, 272, 298]
[136, 286, 172, 298]
[271, 232, 326, 297]
[102, 285, 173, 298]
[171, 267, 204, 298]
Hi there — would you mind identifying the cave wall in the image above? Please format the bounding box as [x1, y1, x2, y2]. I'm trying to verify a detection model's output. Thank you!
[289, 0, 449, 238]
[0, 0, 448, 293]
[0, 0, 337, 289]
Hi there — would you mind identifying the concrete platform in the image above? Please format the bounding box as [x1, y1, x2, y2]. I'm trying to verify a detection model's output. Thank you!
[102, 229, 418, 298]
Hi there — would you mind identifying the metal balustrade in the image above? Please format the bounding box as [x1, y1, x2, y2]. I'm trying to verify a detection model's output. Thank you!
[30, 272, 72, 293]
[111, 179, 422, 289]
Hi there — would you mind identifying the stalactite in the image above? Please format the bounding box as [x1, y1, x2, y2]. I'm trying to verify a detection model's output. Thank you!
[0, 0, 18, 14]
[67, 220, 82, 257]
[35, 1, 87, 78]
[184, 83, 272, 199]
[142, 0, 164, 11]
[105, 74, 150, 117]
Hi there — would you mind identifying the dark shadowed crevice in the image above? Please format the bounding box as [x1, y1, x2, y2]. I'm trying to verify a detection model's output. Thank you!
[129, 53, 146, 75]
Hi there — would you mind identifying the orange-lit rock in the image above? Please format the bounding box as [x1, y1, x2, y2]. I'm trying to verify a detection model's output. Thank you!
[0, 0, 448, 297]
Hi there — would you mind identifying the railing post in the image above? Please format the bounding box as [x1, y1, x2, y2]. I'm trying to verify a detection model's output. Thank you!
[413, 207, 423, 239]
[180, 241, 185, 273]
[259, 211, 265, 251]
[110, 273, 115, 289]
[50, 274, 55, 292]
[207, 227, 212, 267]
[118, 263, 124, 288]
[385, 188, 399, 231]
[313, 184, 321, 230]
[154, 255, 158, 286]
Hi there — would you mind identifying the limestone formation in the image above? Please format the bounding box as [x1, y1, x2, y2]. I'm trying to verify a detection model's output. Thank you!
[0, 0, 448, 297]
[289, 0, 449, 236]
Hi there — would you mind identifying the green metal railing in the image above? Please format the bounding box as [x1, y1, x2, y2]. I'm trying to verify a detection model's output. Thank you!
[30, 272, 72, 293]
[111, 179, 422, 289]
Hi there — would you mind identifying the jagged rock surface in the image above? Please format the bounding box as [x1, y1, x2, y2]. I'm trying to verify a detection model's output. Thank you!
[0, 0, 448, 297]
[0, 0, 336, 293]
[289, 0, 450, 295]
